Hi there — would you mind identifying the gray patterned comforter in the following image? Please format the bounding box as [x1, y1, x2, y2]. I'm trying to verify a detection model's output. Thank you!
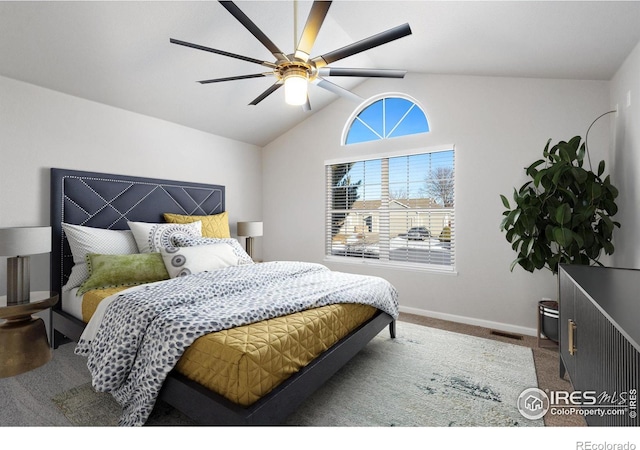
[75, 261, 398, 426]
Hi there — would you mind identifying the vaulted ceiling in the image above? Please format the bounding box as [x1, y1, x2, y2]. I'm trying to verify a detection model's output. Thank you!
[1, 1, 640, 147]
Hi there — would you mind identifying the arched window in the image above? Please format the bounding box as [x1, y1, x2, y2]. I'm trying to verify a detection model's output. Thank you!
[343, 94, 429, 145]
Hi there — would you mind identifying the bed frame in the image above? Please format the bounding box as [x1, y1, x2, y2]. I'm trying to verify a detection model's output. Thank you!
[49, 167, 395, 425]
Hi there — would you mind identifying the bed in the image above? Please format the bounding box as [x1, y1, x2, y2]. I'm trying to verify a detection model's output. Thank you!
[49, 168, 398, 426]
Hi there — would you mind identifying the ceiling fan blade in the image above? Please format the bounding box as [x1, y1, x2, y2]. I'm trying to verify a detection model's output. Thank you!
[314, 78, 363, 103]
[198, 73, 273, 84]
[294, 1, 332, 62]
[219, 1, 289, 62]
[170, 38, 277, 68]
[249, 82, 283, 106]
[312, 23, 412, 68]
[318, 67, 407, 78]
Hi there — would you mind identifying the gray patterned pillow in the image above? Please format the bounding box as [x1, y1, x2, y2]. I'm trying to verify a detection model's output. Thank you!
[171, 236, 254, 265]
[128, 221, 202, 253]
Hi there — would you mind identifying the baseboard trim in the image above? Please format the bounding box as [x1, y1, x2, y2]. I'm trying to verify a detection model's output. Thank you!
[398, 305, 537, 337]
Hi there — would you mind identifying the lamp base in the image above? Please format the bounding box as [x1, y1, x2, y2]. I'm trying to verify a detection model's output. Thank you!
[7, 255, 30, 304]
[245, 237, 254, 260]
[0, 316, 52, 378]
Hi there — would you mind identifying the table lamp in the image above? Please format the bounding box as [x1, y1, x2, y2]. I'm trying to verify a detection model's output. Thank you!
[237, 221, 263, 260]
[0, 226, 52, 304]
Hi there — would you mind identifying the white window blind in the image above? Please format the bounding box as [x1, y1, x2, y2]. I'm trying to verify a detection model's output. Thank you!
[326, 148, 455, 270]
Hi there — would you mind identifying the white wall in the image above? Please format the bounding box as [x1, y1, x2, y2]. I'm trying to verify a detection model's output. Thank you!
[263, 73, 611, 335]
[0, 75, 263, 295]
[0, 70, 616, 335]
[610, 40, 640, 269]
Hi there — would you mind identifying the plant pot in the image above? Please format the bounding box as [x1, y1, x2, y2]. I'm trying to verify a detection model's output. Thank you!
[539, 300, 559, 343]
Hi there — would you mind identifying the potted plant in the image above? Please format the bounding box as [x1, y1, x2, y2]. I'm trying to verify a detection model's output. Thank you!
[499, 135, 620, 341]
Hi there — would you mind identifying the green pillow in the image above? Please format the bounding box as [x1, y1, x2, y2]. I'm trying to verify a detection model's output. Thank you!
[78, 253, 170, 295]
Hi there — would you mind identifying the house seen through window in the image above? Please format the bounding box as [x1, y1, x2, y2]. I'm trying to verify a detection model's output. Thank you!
[325, 147, 455, 270]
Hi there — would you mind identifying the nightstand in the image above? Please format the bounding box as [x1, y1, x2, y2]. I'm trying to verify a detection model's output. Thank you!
[0, 291, 59, 378]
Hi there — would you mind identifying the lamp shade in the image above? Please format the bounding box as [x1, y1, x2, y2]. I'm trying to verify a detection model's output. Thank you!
[237, 221, 263, 237]
[0, 227, 51, 256]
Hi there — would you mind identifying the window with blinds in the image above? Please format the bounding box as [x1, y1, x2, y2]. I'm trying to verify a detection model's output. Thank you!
[326, 148, 455, 270]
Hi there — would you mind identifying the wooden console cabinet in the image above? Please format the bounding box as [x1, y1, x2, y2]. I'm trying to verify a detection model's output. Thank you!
[559, 265, 639, 426]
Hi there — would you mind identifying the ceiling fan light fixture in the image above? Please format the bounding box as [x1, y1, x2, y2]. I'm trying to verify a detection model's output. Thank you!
[283, 67, 309, 106]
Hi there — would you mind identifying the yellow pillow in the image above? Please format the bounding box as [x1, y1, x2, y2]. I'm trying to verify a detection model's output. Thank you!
[163, 212, 230, 238]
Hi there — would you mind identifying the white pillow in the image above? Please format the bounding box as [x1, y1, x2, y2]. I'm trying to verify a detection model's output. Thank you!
[127, 221, 202, 253]
[160, 244, 240, 278]
[61, 223, 139, 292]
[171, 236, 254, 265]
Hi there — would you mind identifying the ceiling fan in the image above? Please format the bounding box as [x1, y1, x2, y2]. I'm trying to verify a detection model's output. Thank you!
[170, 1, 412, 110]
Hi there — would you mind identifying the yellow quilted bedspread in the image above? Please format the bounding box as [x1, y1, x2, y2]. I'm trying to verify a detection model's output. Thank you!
[82, 287, 127, 322]
[176, 302, 375, 405]
[81, 287, 376, 406]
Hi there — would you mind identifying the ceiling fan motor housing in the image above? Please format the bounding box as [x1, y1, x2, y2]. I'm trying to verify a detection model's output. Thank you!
[277, 62, 314, 82]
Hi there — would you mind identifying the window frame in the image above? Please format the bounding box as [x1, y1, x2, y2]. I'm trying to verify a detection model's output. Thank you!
[325, 144, 456, 273]
[341, 92, 429, 146]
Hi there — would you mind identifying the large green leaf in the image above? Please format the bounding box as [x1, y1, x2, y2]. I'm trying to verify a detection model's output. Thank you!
[509, 208, 521, 226]
[533, 168, 546, 188]
[509, 257, 524, 272]
[525, 238, 535, 256]
[525, 159, 546, 177]
[603, 199, 618, 216]
[544, 224, 555, 242]
[557, 187, 577, 205]
[603, 241, 614, 254]
[500, 194, 510, 209]
[542, 138, 552, 158]
[571, 231, 585, 249]
[553, 227, 573, 247]
[600, 215, 614, 234]
[550, 162, 568, 185]
[570, 167, 588, 184]
[568, 135, 582, 151]
[554, 203, 572, 225]
[557, 139, 578, 162]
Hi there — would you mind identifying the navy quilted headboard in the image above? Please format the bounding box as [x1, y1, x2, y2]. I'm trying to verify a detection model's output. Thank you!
[49, 168, 225, 299]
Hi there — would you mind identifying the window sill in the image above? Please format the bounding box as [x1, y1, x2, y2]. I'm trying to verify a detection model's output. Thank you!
[323, 256, 458, 275]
